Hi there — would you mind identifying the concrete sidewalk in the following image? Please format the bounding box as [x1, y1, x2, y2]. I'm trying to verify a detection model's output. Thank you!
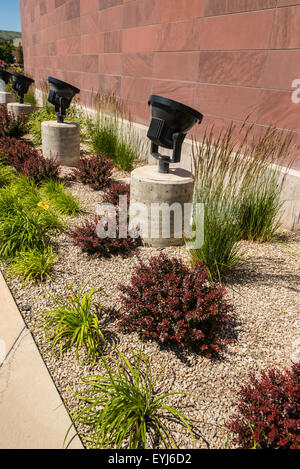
[0, 272, 83, 449]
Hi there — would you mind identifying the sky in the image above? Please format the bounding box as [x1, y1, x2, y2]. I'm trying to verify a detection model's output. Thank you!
[0, 0, 21, 32]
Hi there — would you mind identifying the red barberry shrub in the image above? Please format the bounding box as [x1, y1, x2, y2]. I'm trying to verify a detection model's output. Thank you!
[118, 253, 232, 355]
[227, 364, 300, 449]
[69, 214, 140, 257]
[0, 104, 28, 138]
[0, 136, 40, 171]
[21, 154, 61, 182]
[73, 154, 114, 190]
[102, 181, 130, 208]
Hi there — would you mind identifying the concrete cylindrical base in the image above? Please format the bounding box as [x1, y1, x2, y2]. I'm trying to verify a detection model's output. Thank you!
[0, 92, 16, 105]
[41, 121, 80, 167]
[130, 165, 195, 248]
[7, 102, 34, 119]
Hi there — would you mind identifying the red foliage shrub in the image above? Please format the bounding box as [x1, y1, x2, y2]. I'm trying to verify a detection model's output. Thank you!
[227, 364, 300, 449]
[0, 136, 60, 180]
[0, 104, 28, 138]
[73, 154, 114, 190]
[21, 154, 61, 182]
[118, 253, 232, 355]
[102, 181, 130, 208]
[69, 214, 140, 257]
[0, 136, 40, 171]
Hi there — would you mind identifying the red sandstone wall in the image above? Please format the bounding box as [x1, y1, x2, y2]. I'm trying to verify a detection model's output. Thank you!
[20, 0, 300, 169]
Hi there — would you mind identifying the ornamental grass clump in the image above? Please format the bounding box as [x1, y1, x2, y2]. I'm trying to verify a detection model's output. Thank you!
[41, 179, 82, 215]
[65, 347, 194, 449]
[0, 210, 49, 259]
[7, 245, 55, 284]
[190, 122, 296, 279]
[73, 154, 114, 191]
[0, 163, 15, 188]
[39, 283, 106, 362]
[226, 363, 300, 449]
[118, 253, 232, 356]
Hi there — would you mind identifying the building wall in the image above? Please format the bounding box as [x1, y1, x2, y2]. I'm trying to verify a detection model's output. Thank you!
[20, 0, 300, 170]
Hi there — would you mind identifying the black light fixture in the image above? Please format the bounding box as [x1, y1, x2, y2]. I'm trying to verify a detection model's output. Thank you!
[48, 76, 80, 123]
[147, 95, 203, 173]
[11, 71, 34, 104]
[0, 68, 11, 85]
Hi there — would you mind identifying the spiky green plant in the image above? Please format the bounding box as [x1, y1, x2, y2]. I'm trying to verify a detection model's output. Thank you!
[39, 283, 106, 361]
[65, 347, 194, 449]
[190, 123, 295, 279]
[0, 185, 23, 219]
[41, 179, 82, 215]
[0, 210, 47, 259]
[189, 187, 241, 281]
[7, 245, 56, 284]
[0, 164, 16, 187]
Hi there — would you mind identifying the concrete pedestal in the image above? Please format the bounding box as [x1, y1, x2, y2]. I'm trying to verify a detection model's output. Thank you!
[0, 92, 16, 105]
[130, 165, 195, 248]
[7, 102, 34, 119]
[41, 121, 80, 167]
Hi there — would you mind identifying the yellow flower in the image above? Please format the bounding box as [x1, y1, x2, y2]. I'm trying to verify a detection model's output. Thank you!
[38, 200, 50, 211]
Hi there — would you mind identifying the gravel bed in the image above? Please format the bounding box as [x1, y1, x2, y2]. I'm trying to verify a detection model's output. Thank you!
[1, 170, 299, 449]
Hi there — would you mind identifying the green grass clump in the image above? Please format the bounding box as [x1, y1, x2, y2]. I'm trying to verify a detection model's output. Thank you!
[39, 283, 106, 362]
[0, 185, 23, 219]
[65, 347, 194, 449]
[88, 113, 140, 171]
[189, 188, 241, 282]
[238, 172, 283, 242]
[0, 164, 16, 188]
[41, 179, 82, 215]
[189, 123, 295, 279]
[0, 210, 48, 259]
[8, 245, 55, 283]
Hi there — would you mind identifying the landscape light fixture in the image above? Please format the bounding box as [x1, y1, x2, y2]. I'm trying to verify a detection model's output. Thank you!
[48, 76, 80, 123]
[0, 68, 11, 85]
[147, 95, 203, 173]
[11, 72, 34, 104]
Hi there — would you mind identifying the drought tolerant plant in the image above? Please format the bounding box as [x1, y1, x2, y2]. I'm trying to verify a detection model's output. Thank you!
[69, 214, 140, 258]
[0, 210, 49, 259]
[0, 185, 24, 219]
[237, 127, 294, 242]
[39, 283, 106, 361]
[21, 153, 61, 182]
[0, 136, 40, 171]
[118, 253, 232, 356]
[87, 104, 144, 172]
[0, 104, 28, 138]
[226, 363, 300, 449]
[102, 181, 130, 207]
[65, 347, 194, 449]
[73, 154, 114, 191]
[190, 123, 296, 279]
[7, 245, 55, 284]
[0, 163, 15, 187]
[41, 179, 82, 215]
[189, 187, 241, 281]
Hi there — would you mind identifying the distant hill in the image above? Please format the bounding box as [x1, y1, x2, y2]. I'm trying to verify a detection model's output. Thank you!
[0, 30, 21, 44]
